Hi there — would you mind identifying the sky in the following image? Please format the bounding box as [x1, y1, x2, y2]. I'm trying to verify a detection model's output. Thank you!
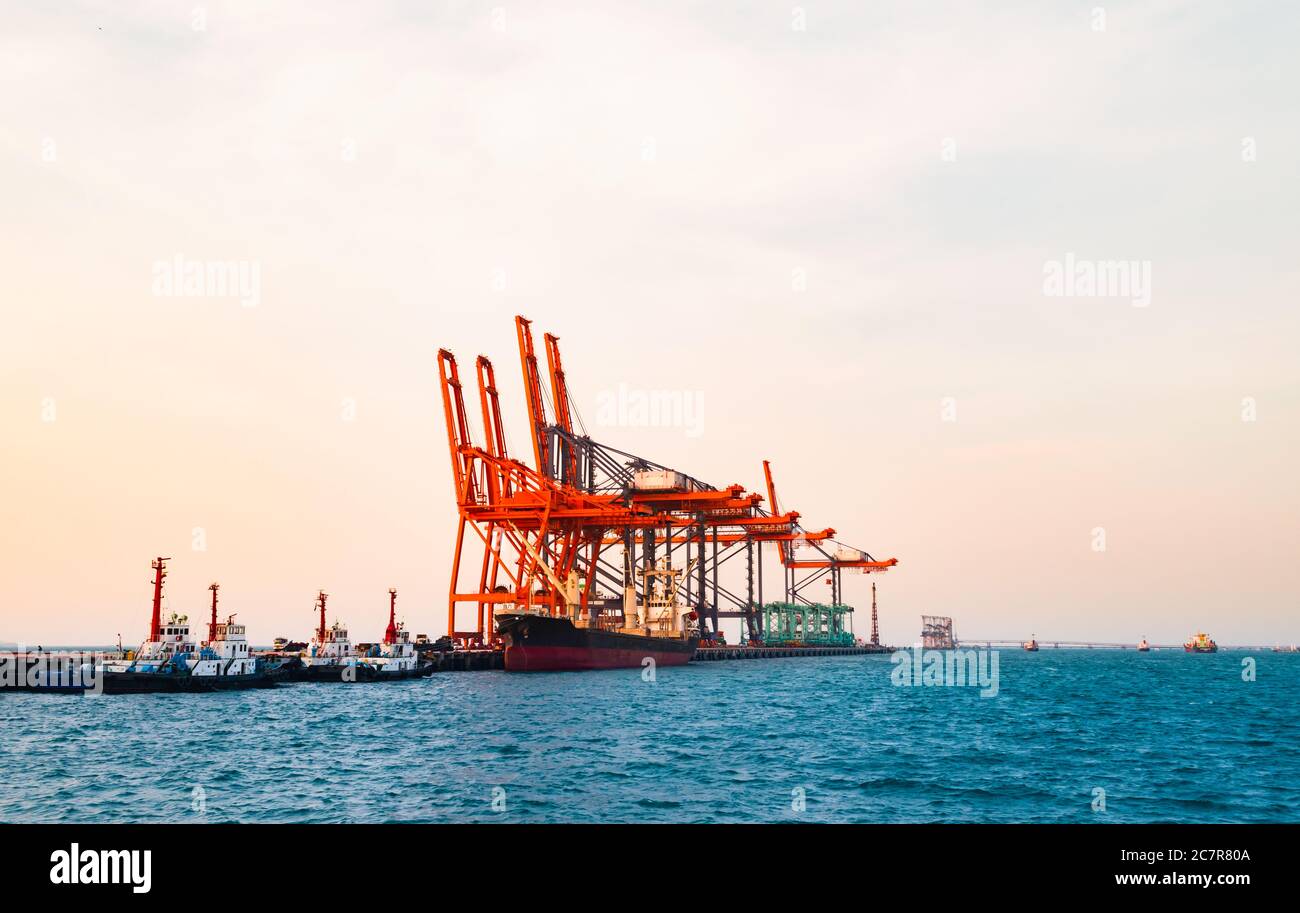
[1, 1, 1297, 646]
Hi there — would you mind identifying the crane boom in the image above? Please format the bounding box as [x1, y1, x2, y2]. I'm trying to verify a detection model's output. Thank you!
[515, 315, 552, 478]
[543, 331, 581, 485]
[437, 349, 479, 506]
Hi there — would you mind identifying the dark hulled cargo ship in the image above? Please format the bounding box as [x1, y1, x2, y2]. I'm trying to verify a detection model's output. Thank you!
[495, 556, 701, 672]
[497, 612, 698, 671]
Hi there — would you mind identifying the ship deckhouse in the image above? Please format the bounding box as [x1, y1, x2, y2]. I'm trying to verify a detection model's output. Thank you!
[126, 612, 198, 668]
[303, 590, 362, 667]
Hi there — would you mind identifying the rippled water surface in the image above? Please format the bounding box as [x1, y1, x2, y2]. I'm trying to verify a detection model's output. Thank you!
[2, 650, 1297, 822]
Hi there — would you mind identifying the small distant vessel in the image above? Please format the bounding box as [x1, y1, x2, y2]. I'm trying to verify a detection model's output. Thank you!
[272, 636, 307, 653]
[296, 591, 376, 682]
[1272, 644, 1298, 653]
[1184, 632, 1218, 654]
[1023, 637, 1039, 652]
[359, 589, 433, 680]
[1137, 638, 1150, 652]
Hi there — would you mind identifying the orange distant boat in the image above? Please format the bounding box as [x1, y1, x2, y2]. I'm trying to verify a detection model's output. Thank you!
[1137, 638, 1150, 652]
[1023, 637, 1039, 652]
[1184, 632, 1217, 654]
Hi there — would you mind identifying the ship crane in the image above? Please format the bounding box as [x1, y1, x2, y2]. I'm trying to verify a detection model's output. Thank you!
[762, 459, 896, 606]
[436, 316, 898, 648]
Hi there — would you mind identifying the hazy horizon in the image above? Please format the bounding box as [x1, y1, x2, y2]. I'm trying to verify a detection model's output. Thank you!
[3, 1, 1298, 646]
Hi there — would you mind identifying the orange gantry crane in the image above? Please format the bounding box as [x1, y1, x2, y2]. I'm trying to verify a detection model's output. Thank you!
[437, 316, 896, 647]
[761, 459, 897, 607]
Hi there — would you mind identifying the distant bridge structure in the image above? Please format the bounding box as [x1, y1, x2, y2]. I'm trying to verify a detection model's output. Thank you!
[953, 639, 1280, 651]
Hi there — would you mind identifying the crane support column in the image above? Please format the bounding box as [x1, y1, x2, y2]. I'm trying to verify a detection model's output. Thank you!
[711, 525, 719, 639]
[745, 536, 758, 643]
[696, 518, 708, 637]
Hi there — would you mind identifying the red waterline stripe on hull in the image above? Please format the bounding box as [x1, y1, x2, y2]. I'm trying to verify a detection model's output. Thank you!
[505, 645, 694, 672]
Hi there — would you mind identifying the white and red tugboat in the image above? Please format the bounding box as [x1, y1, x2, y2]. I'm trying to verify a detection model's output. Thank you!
[296, 591, 376, 682]
[193, 582, 295, 680]
[360, 589, 434, 680]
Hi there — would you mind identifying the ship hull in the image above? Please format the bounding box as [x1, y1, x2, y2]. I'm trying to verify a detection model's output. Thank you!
[8, 657, 284, 694]
[113, 672, 277, 693]
[5, 676, 97, 694]
[377, 662, 436, 680]
[289, 661, 379, 683]
[497, 613, 698, 672]
[1185, 646, 1218, 654]
[282, 658, 433, 682]
[99, 670, 278, 694]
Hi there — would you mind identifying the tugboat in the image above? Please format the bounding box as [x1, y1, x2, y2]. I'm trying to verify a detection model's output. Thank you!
[359, 589, 434, 680]
[97, 561, 277, 692]
[496, 558, 700, 672]
[1023, 637, 1040, 652]
[296, 591, 376, 682]
[1184, 631, 1218, 653]
[196, 583, 298, 680]
[1137, 638, 1151, 652]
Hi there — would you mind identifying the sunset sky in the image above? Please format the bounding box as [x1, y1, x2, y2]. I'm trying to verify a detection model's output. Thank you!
[2, 1, 1297, 646]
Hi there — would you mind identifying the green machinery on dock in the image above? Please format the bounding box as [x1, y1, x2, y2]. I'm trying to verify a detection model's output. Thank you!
[759, 602, 855, 647]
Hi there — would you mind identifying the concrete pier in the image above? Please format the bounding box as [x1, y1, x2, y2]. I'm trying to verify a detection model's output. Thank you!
[419, 644, 894, 671]
[422, 649, 505, 671]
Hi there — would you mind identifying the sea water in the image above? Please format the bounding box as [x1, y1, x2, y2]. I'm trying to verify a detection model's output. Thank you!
[1, 650, 1296, 822]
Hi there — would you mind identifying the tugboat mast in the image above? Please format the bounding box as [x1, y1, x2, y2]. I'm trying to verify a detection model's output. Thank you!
[316, 591, 329, 643]
[384, 588, 398, 645]
[208, 583, 220, 643]
[149, 557, 170, 642]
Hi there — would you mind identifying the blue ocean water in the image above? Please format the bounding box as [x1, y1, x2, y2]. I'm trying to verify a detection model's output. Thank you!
[2, 650, 1297, 823]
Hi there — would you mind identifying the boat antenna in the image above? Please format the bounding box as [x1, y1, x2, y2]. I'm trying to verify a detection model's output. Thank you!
[149, 557, 170, 642]
[208, 582, 220, 643]
[385, 588, 399, 644]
